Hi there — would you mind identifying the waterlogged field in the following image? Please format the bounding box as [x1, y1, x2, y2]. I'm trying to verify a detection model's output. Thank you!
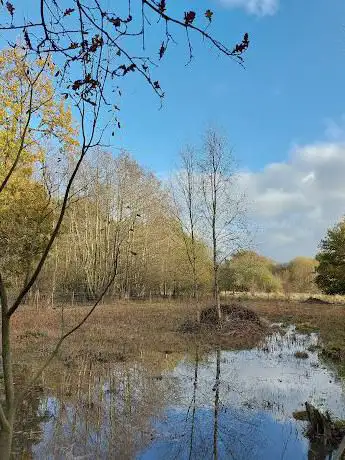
[7, 300, 345, 459]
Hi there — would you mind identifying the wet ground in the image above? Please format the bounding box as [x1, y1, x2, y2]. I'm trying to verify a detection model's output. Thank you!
[13, 326, 345, 459]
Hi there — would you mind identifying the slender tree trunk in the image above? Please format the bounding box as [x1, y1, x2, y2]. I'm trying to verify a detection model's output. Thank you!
[189, 181, 199, 321]
[188, 347, 199, 460]
[0, 276, 15, 460]
[211, 155, 221, 321]
[0, 428, 13, 460]
[213, 348, 221, 460]
[213, 230, 221, 320]
[191, 248, 200, 322]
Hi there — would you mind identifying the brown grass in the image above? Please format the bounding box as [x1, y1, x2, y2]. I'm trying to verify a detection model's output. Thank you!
[9, 298, 345, 381]
[12, 300, 266, 364]
[12, 301, 192, 362]
[228, 291, 345, 304]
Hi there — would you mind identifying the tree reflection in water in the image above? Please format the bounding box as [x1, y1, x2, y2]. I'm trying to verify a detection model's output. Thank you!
[11, 329, 345, 459]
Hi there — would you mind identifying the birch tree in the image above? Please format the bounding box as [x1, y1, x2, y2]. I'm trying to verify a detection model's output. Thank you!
[200, 129, 248, 320]
[172, 146, 202, 317]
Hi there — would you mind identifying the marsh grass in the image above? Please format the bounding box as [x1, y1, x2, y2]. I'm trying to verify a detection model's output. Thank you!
[6, 298, 345, 459]
[294, 351, 309, 359]
[243, 299, 345, 377]
[8, 297, 345, 386]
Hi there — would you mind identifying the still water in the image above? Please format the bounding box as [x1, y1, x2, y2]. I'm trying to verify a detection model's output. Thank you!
[15, 326, 345, 459]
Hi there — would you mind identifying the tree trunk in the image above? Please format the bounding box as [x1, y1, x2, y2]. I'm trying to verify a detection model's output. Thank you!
[213, 348, 221, 460]
[0, 426, 13, 460]
[188, 348, 199, 459]
[212, 198, 221, 320]
[0, 276, 15, 460]
[213, 263, 221, 321]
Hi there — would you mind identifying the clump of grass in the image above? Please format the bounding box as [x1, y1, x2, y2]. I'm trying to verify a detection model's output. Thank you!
[294, 351, 309, 359]
[321, 344, 343, 362]
[295, 323, 319, 334]
[18, 330, 48, 340]
[307, 344, 320, 352]
[293, 410, 309, 421]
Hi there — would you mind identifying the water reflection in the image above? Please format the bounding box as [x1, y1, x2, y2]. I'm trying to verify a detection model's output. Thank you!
[14, 327, 345, 459]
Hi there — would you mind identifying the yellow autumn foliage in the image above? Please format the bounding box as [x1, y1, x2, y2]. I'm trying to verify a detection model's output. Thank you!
[0, 47, 78, 285]
[0, 47, 77, 181]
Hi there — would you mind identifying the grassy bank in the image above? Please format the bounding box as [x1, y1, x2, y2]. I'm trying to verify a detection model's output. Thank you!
[10, 298, 345, 379]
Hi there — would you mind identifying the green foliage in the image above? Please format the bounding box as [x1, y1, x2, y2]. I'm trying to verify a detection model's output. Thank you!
[220, 250, 281, 294]
[0, 47, 77, 290]
[316, 219, 345, 295]
[276, 257, 318, 294]
[0, 180, 53, 283]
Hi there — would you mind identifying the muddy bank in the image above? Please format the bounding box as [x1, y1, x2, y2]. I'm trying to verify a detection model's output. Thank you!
[11, 300, 345, 374]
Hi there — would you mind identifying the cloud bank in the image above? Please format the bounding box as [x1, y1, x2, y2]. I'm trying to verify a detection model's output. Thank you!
[220, 0, 279, 16]
[239, 142, 345, 261]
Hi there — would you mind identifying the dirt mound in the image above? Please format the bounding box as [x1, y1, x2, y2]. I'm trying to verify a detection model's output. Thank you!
[200, 303, 261, 325]
[180, 304, 267, 348]
[303, 297, 331, 305]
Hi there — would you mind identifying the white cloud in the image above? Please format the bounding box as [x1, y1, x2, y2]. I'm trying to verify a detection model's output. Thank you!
[239, 142, 345, 261]
[220, 0, 279, 16]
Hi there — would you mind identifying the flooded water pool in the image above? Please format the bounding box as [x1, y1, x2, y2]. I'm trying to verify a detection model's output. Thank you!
[14, 326, 345, 459]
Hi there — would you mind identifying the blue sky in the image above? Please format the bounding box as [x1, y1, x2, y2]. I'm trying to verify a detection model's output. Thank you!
[113, 0, 345, 175]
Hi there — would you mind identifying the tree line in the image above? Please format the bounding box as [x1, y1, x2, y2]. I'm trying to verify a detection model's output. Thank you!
[0, 52, 321, 305]
[220, 252, 319, 296]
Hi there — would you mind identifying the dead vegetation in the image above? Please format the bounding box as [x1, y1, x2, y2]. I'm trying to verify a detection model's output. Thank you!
[11, 301, 268, 378]
[200, 304, 261, 325]
[293, 403, 345, 458]
[180, 303, 267, 348]
[294, 351, 309, 359]
[8, 297, 345, 381]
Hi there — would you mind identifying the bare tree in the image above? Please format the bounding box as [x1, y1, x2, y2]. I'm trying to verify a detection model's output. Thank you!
[172, 146, 202, 317]
[200, 129, 248, 320]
